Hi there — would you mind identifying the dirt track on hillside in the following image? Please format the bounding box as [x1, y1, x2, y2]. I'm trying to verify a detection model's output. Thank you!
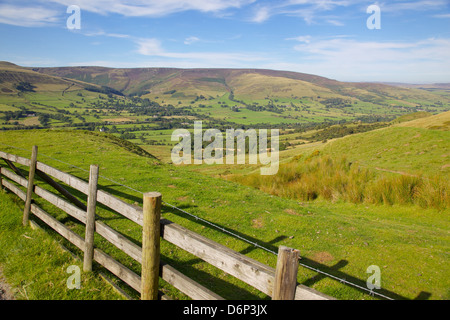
[0, 268, 14, 300]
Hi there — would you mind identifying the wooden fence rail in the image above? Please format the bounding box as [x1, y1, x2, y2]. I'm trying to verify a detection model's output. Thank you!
[0, 147, 332, 301]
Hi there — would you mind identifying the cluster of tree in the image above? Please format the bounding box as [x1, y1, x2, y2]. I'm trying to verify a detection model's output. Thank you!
[3, 110, 26, 121]
[84, 85, 124, 96]
[296, 122, 389, 142]
[321, 98, 353, 109]
[246, 101, 283, 114]
[15, 82, 36, 92]
[37, 112, 72, 126]
[128, 90, 151, 97]
[1, 125, 42, 131]
[119, 132, 136, 140]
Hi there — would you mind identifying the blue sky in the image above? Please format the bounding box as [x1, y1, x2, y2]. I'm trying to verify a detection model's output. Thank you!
[0, 0, 449, 83]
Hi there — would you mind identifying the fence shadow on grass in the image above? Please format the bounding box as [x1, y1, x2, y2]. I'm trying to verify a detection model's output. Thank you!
[66, 181, 433, 301]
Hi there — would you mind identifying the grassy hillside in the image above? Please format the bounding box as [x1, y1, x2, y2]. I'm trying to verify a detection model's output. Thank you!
[0, 130, 448, 300]
[233, 111, 449, 210]
[323, 125, 450, 177]
[28, 63, 450, 120]
[2, 62, 449, 134]
[395, 110, 450, 131]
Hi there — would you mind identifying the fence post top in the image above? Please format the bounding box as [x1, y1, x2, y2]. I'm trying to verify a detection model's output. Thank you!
[278, 246, 299, 253]
[144, 192, 162, 199]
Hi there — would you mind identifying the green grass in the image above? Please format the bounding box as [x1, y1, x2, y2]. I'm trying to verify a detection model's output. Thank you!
[232, 153, 449, 210]
[0, 189, 125, 300]
[323, 126, 450, 177]
[0, 129, 449, 300]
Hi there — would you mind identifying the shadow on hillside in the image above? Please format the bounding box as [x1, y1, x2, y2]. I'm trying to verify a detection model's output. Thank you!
[160, 252, 266, 300]
[297, 258, 431, 300]
[162, 202, 432, 301]
[92, 185, 269, 299]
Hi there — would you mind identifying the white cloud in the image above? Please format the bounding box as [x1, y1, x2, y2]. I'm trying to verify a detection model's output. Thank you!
[46, 0, 255, 17]
[84, 30, 130, 38]
[251, 6, 271, 23]
[286, 35, 312, 43]
[0, 4, 60, 27]
[252, 0, 449, 24]
[136, 37, 267, 67]
[136, 38, 166, 56]
[184, 36, 201, 45]
[380, 0, 448, 12]
[0, 0, 257, 27]
[433, 13, 450, 18]
[326, 19, 345, 26]
[248, 0, 356, 25]
[285, 36, 450, 82]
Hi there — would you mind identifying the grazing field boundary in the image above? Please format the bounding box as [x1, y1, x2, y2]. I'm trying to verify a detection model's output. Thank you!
[0, 146, 332, 300]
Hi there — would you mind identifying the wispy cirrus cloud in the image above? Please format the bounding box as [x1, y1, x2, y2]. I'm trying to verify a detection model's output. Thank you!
[249, 0, 356, 24]
[83, 30, 131, 39]
[379, 0, 448, 12]
[283, 35, 450, 82]
[433, 13, 450, 18]
[46, 0, 256, 17]
[136, 37, 267, 67]
[251, 6, 271, 23]
[250, 0, 449, 24]
[0, 4, 60, 27]
[184, 36, 201, 45]
[0, 0, 256, 27]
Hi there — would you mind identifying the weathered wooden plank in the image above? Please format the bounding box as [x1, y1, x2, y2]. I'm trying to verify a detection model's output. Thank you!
[2, 179, 27, 201]
[294, 284, 333, 300]
[1, 167, 28, 187]
[96, 190, 143, 226]
[93, 248, 141, 293]
[30, 203, 85, 250]
[0, 151, 31, 167]
[160, 219, 275, 297]
[160, 262, 224, 300]
[36, 160, 139, 217]
[95, 220, 223, 300]
[95, 221, 141, 262]
[22, 160, 142, 225]
[36, 161, 142, 225]
[34, 186, 86, 223]
[36, 161, 89, 194]
[2, 166, 86, 223]
[2, 167, 139, 267]
[36, 169, 87, 211]
[3, 159, 26, 178]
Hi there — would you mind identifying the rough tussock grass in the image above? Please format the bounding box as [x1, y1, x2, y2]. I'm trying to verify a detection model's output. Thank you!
[233, 152, 449, 211]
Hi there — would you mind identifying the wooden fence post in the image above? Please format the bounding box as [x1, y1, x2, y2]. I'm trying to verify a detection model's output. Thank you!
[83, 165, 99, 272]
[141, 192, 162, 300]
[0, 163, 3, 190]
[23, 145, 38, 226]
[273, 246, 300, 300]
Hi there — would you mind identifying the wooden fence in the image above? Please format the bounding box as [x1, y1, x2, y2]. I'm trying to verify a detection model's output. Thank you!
[0, 146, 333, 300]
